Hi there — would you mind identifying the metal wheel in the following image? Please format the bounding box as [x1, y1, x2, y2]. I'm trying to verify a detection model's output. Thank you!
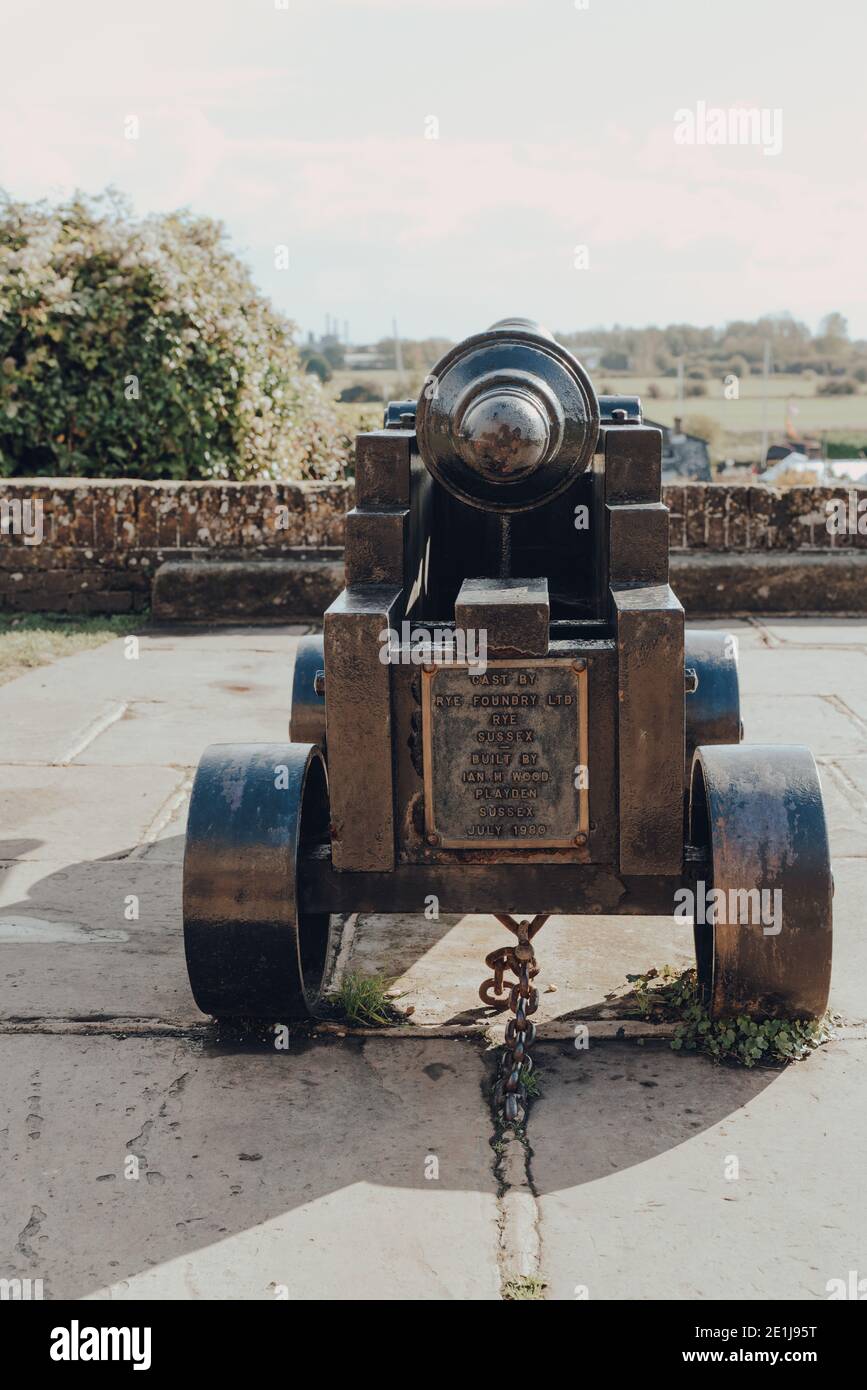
[688, 744, 832, 1020]
[289, 636, 326, 750]
[183, 743, 334, 1019]
[685, 629, 742, 786]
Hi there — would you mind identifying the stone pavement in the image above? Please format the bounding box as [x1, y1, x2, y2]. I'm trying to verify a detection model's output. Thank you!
[0, 618, 865, 1299]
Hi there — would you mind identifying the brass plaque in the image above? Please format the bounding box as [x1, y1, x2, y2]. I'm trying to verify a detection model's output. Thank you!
[422, 659, 588, 849]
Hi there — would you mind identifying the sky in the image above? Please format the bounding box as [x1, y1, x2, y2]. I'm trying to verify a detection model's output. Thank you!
[1, 0, 865, 343]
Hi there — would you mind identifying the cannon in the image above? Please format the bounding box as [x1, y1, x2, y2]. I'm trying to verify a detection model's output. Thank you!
[183, 319, 833, 1113]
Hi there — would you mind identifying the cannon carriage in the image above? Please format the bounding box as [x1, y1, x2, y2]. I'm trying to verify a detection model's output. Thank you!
[183, 319, 833, 1072]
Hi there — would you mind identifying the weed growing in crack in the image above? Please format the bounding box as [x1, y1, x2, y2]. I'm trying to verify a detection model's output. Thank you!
[521, 1066, 542, 1098]
[503, 1275, 547, 1300]
[620, 966, 835, 1067]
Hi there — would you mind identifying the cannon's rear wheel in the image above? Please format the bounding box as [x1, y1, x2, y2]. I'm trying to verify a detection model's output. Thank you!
[688, 744, 832, 1020]
[183, 742, 334, 1020]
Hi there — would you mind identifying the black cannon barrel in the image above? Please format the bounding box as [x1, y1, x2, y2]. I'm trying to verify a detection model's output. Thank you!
[414, 319, 601, 511]
[486, 315, 555, 340]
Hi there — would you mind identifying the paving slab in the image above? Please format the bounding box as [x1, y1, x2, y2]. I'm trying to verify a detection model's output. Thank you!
[828, 753, 867, 805]
[738, 694, 867, 756]
[814, 758, 867, 859]
[830, 686, 867, 728]
[531, 1040, 867, 1300]
[71, 703, 289, 768]
[348, 911, 694, 1027]
[0, 1035, 499, 1300]
[736, 646, 867, 697]
[826, 857, 867, 1024]
[0, 678, 114, 766]
[755, 618, 867, 648]
[0, 639, 295, 767]
[0, 856, 200, 1023]
[0, 764, 186, 862]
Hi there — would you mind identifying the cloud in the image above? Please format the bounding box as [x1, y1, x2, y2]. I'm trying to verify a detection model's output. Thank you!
[2, 81, 866, 336]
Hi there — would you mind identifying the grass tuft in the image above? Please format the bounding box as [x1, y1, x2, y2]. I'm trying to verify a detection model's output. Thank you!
[331, 971, 399, 1028]
[0, 612, 143, 686]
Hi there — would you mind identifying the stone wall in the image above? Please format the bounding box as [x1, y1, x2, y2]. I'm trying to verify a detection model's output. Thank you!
[665, 483, 867, 553]
[665, 484, 867, 613]
[0, 476, 865, 616]
[0, 478, 349, 613]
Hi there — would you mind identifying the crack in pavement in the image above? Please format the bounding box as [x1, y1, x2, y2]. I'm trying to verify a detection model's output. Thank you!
[821, 758, 867, 822]
[746, 616, 867, 652]
[53, 702, 129, 766]
[821, 693, 867, 738]
[122, 772, 194, 860]
[484, 1054, 544, 1300]
[2, 1017, 866, 1040]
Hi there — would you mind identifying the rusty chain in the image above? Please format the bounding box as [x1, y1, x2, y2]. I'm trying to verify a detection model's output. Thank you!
[479, 912, 549, 1125]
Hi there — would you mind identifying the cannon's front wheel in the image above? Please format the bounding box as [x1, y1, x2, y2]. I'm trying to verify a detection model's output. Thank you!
[289, 636, 326, 750]
[183, 742, 334, 1020]
[688, 744, 832, 1021]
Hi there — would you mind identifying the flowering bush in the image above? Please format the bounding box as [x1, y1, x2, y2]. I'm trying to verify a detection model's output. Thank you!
[0, 190, 348, 480]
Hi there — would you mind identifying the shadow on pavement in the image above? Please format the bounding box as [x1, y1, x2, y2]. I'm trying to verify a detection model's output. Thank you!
[0, 834, 785, 1299]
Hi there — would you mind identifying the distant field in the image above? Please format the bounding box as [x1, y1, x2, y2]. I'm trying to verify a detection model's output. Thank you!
[601, 374, 867, 435]
[327, 366, 867, 463]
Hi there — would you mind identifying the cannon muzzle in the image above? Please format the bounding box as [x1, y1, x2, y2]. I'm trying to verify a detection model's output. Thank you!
[414, 318, 600, 512]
